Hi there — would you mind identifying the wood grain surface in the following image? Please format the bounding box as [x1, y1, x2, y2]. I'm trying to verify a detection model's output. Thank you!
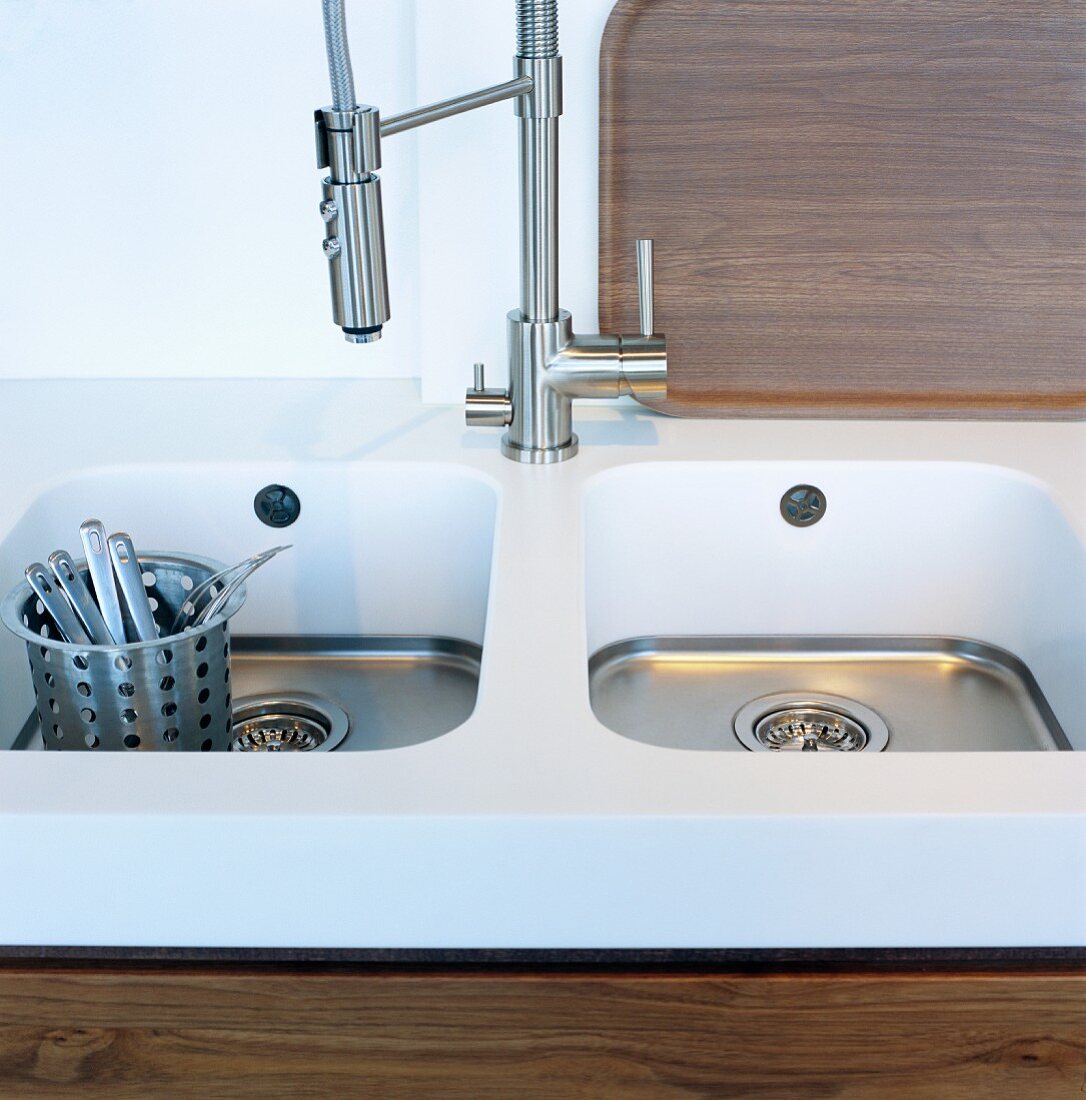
[599, 0, 1086, 418]
[0, 964, 1083, 1097]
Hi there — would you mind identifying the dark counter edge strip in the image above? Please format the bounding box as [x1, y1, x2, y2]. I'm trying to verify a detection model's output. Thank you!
[0, 945, 1083, 973]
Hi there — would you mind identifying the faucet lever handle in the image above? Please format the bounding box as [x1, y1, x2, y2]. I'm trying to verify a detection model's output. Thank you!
[466, 362, 513, 427]
[636, 239, 655, 337]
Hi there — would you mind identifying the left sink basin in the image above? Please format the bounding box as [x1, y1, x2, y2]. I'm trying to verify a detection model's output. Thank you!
[0, 463, 499, 751]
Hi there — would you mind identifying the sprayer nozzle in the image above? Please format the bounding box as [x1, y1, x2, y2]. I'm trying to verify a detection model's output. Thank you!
[315, 106, 390, 344]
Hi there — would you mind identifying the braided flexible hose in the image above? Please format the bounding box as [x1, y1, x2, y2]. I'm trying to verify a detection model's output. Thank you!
[322, 0, 356, 109]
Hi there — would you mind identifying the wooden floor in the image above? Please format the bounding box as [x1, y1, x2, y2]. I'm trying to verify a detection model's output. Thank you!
[0, 964, 1083, 1097]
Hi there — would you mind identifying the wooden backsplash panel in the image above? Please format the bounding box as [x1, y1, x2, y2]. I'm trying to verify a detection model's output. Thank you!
[599, 0, 1086, 418]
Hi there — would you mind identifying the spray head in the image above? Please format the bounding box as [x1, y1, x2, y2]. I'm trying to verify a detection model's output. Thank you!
[315, 105, 390, 343]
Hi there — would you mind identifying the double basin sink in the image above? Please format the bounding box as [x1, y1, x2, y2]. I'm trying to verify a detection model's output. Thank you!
[1, 460, 1082, 753]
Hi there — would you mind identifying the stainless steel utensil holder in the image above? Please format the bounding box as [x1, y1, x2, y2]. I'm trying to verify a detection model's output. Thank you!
[2, 554, 245, 752]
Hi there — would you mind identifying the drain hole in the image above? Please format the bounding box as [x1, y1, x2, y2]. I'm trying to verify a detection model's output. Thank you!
[780, 485, 826, 527]
[734, 693, 889, 753]
[230, 694, 349, 753]
[755, 708, 868, 751]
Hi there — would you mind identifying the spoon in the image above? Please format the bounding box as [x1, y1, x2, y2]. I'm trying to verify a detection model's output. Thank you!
[192, 549, 290, 627]
[169, 546, 290, 635]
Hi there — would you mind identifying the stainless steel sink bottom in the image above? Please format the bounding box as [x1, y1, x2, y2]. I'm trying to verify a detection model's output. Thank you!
[12, 636, 482, 752]
[588, 637, 1071, 752]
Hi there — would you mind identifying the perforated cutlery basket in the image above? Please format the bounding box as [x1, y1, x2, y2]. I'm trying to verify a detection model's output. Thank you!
[2, 554, 245, 752]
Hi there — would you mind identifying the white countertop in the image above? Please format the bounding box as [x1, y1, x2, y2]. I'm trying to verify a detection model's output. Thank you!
[0, 379, 1083, 949]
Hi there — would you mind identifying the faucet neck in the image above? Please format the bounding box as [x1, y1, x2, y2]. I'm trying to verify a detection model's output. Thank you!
[514, 55, 563, 324]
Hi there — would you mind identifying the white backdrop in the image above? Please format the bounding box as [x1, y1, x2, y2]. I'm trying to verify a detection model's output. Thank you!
[0, 0, 616, 400]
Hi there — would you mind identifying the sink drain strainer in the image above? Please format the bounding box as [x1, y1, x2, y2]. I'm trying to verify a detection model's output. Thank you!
[734, 693, 889, 752]
[230, 694, 349, 752]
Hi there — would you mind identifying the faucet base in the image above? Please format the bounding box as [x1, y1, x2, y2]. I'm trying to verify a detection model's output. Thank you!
[500, 433, 579, 464]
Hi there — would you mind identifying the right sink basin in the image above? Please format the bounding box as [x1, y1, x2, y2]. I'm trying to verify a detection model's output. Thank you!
[584, 462, 1085, 753]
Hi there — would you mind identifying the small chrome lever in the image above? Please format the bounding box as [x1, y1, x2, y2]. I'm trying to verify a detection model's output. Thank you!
[466, 362, 513, 427]
[636, 239, 655, 338]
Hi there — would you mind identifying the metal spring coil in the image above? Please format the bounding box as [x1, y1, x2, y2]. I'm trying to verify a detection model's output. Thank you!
[516, 0, 559, 59]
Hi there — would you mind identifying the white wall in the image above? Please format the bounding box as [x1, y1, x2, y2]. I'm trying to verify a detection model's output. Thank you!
[0, 0, 616, 400]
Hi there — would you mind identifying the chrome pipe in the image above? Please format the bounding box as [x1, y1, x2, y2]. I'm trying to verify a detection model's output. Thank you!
[381, 76, 534, 137]
[518, 117, 560, 323]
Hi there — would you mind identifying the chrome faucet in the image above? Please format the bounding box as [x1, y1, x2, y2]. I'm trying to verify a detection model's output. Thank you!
[315, 0, 667, 464]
